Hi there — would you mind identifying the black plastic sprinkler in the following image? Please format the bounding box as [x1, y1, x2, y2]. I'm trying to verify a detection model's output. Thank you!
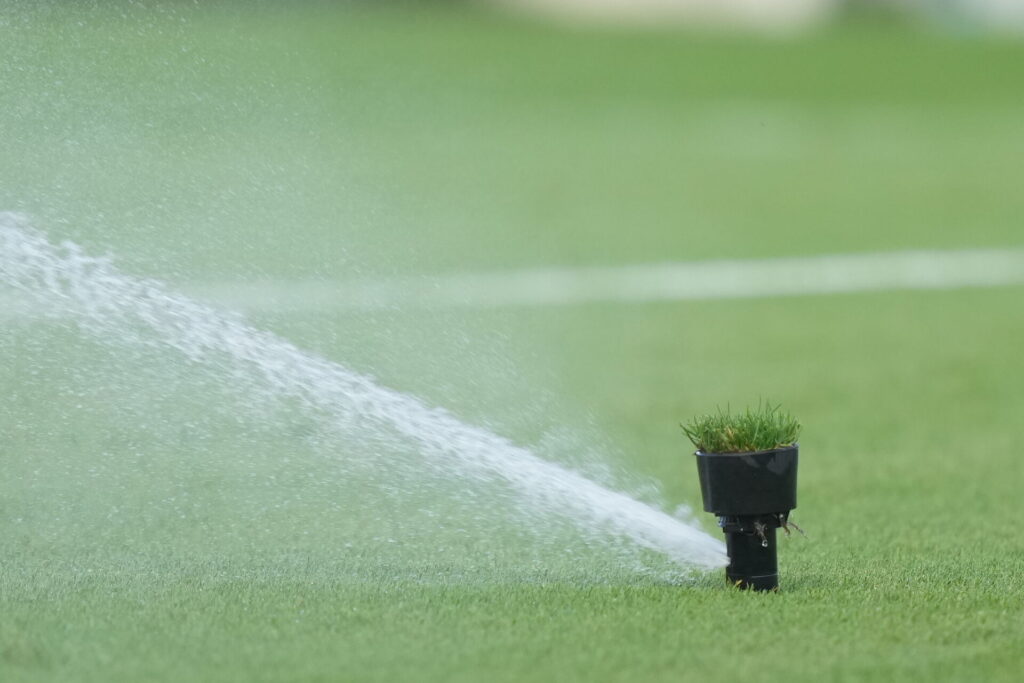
[695, 445, 798, 591]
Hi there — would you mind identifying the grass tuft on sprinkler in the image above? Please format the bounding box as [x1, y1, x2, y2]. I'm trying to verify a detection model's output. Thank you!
[683, 403, 802, 591]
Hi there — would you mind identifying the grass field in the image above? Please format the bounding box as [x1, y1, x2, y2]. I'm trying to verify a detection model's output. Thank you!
[3, 2, 1024, 682]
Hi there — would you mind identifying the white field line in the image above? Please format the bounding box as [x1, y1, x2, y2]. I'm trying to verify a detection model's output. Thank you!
[4, 248, 1024, 315]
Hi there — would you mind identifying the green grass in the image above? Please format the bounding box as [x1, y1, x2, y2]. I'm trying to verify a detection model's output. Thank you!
[3, 3, 1024, 683]
[682, 402, 801, 453]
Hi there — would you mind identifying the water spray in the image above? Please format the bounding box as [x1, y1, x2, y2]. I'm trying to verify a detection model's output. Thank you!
[0, 212, 729, 577]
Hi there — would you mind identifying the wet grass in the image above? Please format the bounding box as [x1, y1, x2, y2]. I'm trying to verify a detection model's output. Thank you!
[3, 556, 1021, 683]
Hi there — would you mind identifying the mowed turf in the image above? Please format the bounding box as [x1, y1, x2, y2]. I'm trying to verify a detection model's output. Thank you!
[3, 3, 1024, 682]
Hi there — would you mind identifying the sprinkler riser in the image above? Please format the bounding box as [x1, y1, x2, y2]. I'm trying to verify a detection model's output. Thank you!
[721, 514, 783, 591]
[694, 446, 798, 591]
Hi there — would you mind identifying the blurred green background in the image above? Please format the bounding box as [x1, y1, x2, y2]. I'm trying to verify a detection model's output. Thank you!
[2, 2, 1024, 682]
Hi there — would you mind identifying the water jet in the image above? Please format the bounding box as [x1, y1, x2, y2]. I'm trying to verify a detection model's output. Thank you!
[0, 212, 729, 578]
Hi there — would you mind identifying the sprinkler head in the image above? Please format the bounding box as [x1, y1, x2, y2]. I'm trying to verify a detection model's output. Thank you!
[694, 445, 798, 591]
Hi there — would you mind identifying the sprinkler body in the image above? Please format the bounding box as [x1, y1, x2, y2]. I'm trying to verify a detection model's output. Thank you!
[695, 445, 798, 591]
